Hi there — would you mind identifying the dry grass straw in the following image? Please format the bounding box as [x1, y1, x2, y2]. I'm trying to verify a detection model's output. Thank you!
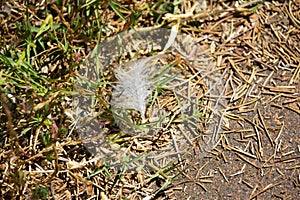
[1, 0, 300, 199]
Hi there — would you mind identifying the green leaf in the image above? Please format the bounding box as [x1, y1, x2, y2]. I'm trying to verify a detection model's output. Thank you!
[20, 127, 32, 136]
[108, 0, 127, 21]
[35, 14, 53, 39]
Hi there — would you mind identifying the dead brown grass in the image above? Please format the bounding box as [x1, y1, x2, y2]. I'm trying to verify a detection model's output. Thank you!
[0, 0, 299, 199]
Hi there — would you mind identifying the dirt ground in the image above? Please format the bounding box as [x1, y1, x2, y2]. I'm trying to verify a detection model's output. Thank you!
[170, 1, 300, 199]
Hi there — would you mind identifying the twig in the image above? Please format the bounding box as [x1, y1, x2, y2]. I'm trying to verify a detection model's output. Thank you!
[257, 109, 274, 146]
[250, 182, 281, 199]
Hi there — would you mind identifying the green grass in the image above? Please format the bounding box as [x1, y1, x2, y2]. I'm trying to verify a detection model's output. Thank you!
[0, 0, 118, 198]
[0, 0, 199, 198]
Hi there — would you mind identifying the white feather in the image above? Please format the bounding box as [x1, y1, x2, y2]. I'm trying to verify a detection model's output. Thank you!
[111, 55, 159, 121]
[111, 27, 178, 122]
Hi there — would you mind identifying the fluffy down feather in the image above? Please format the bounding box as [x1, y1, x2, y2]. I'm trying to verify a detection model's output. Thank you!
[111, 55, 159, 121]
